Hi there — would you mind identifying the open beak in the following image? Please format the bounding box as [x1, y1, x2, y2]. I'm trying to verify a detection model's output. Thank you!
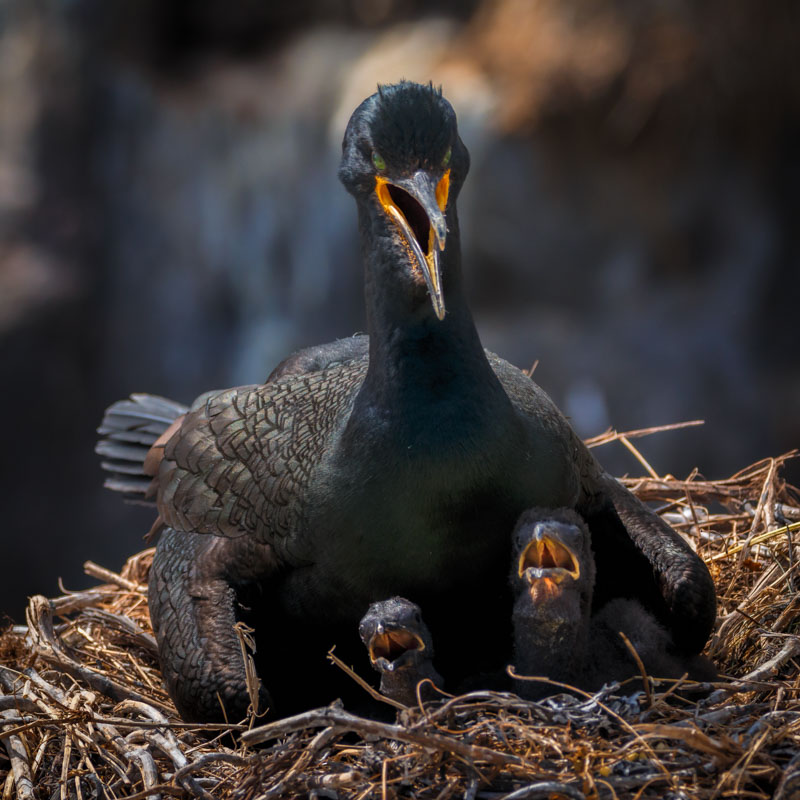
[375, 169, 450, 320]
[368, 621, 426, 673]
[517, 530, 581, 591]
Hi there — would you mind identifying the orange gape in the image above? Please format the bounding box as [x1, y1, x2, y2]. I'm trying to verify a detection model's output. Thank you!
[374, 170, 450, 231]
[517, 536, 581, 579]
[374, 170, 450, 291]
[435, 169, 450, 211]
[373, 174, 393, 215]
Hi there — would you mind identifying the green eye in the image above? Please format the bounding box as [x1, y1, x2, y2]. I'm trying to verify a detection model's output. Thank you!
[372, 152, 386, 171]
[442, 147, 452, 168]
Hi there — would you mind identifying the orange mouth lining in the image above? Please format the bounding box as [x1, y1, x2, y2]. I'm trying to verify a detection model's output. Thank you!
[374, 170, 450, 258]
[369, 628, 425, 662]
[517, 535, 580, 580]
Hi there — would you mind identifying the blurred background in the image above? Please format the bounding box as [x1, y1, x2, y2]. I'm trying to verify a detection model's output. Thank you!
[0, 0, 798, 620]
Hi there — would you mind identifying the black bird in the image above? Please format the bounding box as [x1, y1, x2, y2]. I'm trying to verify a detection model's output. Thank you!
[97, 81, 715, 722]
[509, 508, 715, 699]
[359, 596, 443, 707]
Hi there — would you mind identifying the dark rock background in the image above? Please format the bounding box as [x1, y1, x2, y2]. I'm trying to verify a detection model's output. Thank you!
[1, 0, 797, 620]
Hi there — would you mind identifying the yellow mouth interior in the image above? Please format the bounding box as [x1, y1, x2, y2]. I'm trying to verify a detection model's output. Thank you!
[517, 535, 580, 580]
[375, 171, 450, 278]
[435, 170, 450, 212]
[369, 629, 425, 663]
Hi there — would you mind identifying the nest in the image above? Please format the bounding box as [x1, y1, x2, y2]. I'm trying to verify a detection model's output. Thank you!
[1, 425, 799, 800]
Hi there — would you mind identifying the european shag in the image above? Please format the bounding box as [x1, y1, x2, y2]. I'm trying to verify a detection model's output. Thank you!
[359, 596, 443, 707]
[97, 81, 715, 722]
[509, 508, 716, 699]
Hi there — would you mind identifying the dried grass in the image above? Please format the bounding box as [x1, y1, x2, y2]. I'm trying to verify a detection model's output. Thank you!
[1, 427, 798, 799]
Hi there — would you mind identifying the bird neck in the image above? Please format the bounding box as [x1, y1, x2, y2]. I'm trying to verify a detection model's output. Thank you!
[512, 593, 590, 681]
[356, 203, 499, 410]
[380, 661, 442, 706]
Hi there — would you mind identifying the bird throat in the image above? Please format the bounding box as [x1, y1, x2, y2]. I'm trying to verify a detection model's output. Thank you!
[354, 175, 515, 462]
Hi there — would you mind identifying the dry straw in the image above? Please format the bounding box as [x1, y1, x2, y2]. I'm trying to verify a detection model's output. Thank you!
[1, 424, 798, 799]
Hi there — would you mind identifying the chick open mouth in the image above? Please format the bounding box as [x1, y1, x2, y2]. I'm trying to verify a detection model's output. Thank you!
[518, 535, 581, 584]
[368, 628, 425, 664]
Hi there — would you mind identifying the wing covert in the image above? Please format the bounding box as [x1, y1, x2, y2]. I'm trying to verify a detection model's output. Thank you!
[155, 361, 368, 547]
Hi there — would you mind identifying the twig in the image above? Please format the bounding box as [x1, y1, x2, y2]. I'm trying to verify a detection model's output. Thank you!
[84, 561, 144, 593]
[0, 709, 36, 800]
[507, 668, 675, 786]
[263, 726, 337, 798]
[82, 608, 159, 656]
[704, 638, 800, 704]
[618, 631, 653, 708]
[127, 746, 161, 800]
[618, 435, 660, 480]
[736, 637, 800, 684]
[585, 420, 705, 449]
[25, 595, 174, 715]
[737, 459, 777, 566]
[633, 723, 739, 761]
[115, 701, 214, 799]
[498, 782, 586, 800]
[243, 702, 526, 768]
[233, 621, 264, 724]
[327, 646, 407, 712]
[709, 520, 800, 562]
[171, 752, 249, 782]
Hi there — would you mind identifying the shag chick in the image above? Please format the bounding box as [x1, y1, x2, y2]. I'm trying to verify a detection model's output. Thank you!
[510, 508, 715, 699]
[359, 596, 443, 707]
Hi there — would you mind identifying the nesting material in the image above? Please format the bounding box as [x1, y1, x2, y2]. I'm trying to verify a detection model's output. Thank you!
[1, 426, 798, 799]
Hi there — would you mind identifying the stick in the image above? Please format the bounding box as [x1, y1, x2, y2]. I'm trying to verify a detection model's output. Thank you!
[0, 710, 36, 800]
[585, 420, 705, 449]
[618, 631, 653, 708]
[709, 521, 800, 562]
[243, 702, 525, 768]
[704, 638, 800, 704]
[84, 561, 144, 593]
[327, 647, 407, 712]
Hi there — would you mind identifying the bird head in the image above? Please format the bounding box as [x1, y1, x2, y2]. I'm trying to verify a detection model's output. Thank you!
[358, 596, 434, 675]
[339, 81, 470, 320]
[511, 508, 595, 611]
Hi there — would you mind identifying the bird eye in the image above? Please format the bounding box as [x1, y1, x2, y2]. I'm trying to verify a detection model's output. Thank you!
[372, 152, 386, 171]
[441, 147, 452, 168]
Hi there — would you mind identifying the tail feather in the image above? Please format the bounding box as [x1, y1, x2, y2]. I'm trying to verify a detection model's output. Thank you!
[96, 440, 154, 464]
[97, 393, 188, 501]
[103, 476, 154, 496]
[98, 394, 188, 430]
[100, 428, 164, 446]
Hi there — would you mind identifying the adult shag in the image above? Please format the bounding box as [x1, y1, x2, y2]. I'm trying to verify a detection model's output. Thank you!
[98, 81, 715, 722]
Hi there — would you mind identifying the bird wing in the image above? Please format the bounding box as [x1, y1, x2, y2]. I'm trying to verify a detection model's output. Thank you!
[266, 335, 369, 381]
[586, 470, 717, 652]
[153, 360, 368, 550]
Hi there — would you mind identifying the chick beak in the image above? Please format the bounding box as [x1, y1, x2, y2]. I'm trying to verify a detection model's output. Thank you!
[375, 169, 450, 320]
[368, 627, 426, 670]
[517, 534, 581, 584]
